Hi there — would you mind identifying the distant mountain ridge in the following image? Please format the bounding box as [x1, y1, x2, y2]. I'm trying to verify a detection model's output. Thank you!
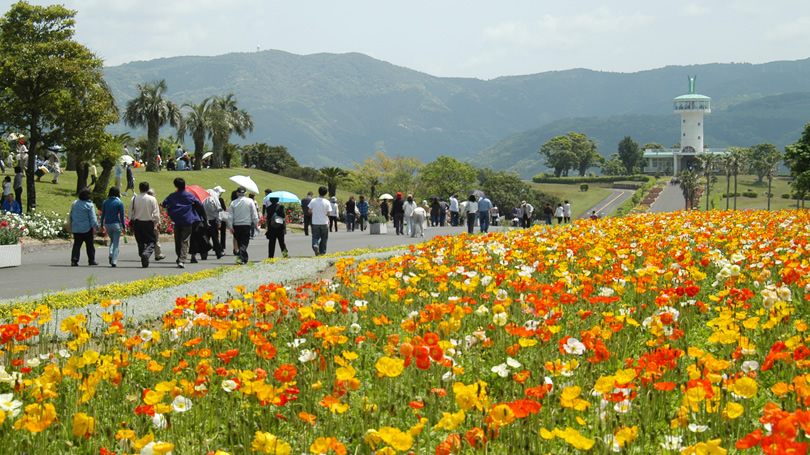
[102, 51, 810, 173]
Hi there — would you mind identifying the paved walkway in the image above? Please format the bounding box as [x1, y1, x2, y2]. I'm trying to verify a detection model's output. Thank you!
[650, 179, 686, 213]
[580, 188, 635, 219]
[4, 223, 503, 302]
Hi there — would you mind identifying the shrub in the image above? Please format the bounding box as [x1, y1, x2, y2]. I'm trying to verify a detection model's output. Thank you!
[580, 184, 589, 192]
[742, 191, 758, 198]
[368, 215, 387, 224]
[0, 220, 23, 245]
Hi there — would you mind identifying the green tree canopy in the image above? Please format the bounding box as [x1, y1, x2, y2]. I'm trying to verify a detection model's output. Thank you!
[124, 79, 181, 172]
[617, 136, 641, 174]
[353, 152, 422, 196]
[418, 155, 477, 198]
[785, 122, 810, 201]
[209, 93, 253, 169]
[748, 143, 781, 183]
[0, 1, 118, 211]
[177, 98, 212, 171]
[242, 143, 298, 174]
[539, 132, 599, 177]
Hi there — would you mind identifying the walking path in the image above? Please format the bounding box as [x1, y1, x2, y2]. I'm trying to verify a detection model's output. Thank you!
[3, 223, 502, 302]
[649, 179, 686, 213]
[579, 188, 635, 219]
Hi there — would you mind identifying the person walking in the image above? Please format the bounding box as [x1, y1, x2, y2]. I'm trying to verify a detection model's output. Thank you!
[463, 194, 478, 234]
[543, 203, 553, 225]
[69, 187, 98, 267]
[308, 186, 331, 256]
[329, 197, 339, 232]
[100, 186, 126, 267]
[439, 197, 448, 226]
[477, 195, 492, 233]
[345, 196, 356, 232]
[114, 162, 123, 189]
[521, 201, 534, 229]
[13, 166, 23, 208]
[1, 194, 21, 214]
[125, 163, 135, 195]
[130, 182, 161, 268]
[563, 200, 572, 223]
[380, 198, 389, 222]
[265, 196, 288, 258]
[391, 192, 405, 235]
[146, 188, 167, 262]
[216, 187, 228, 254]
[248, 193, 260, 239]
[301, 191, 313, 236]
[2, 176, 11, 200]
[357, 195, 369, 231]
[403, 195, 417, 236]
[449, 195, 460, 226]
[411, 205, 426, 238]
[202, 187, 225, 259]
[228, 186, 259, 264]
[162, 178, 202, 269]
[554, 203, 564, 224]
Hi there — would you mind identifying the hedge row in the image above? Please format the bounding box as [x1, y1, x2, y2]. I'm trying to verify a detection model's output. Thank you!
[612, 176, 658, 218]
[532, 174, 651, 184]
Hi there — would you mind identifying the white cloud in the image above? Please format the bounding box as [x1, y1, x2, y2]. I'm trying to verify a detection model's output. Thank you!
[683, 3, 711, 17]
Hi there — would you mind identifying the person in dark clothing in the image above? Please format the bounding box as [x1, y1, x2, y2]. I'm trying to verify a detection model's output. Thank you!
[345, 196, 356, 232]
[380, 199, 389, 222]
[439, 197, 448, 226]
[543, 203, 554, 225]
[301, 191, 313, 236]
[430, 197, 441, 226]
[125, 164, 135, 195]
[265, 197, 288, 258]
[162, 178, 202, 268]
[391, 192, 405, 235]
[188, 200, 211, 263]
[219, 193, 227, 253]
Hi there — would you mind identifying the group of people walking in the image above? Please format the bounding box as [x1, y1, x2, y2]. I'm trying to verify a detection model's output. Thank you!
[68, 178, 291, 268]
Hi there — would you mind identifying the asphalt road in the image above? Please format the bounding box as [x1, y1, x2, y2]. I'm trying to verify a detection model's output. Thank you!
[580, 188, 635, 219]
[3, 223, 497, 302]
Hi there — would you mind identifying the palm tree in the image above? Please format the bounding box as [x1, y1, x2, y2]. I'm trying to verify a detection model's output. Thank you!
[177, 98, 212, 171]
[762, 150, 783, 210]
[727, 147, 748, 210]
[678, 169, 700, 210]
[209, 94, 254, 169]
[123, 80, 181, 172]
[696, 152, 719, 211]
[320, 167, 347, 197]
[721, 153, 734, 210]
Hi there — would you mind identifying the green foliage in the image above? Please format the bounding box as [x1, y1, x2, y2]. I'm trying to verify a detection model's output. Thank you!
[418, 156, 477, 198]
[319, 166, 347, 197]
[580, 184, 589, 192]
[612, 176, 657, 217]
[742, 191, 758, 198]
[242, 143, 298, 174]
[208, 93, 253, 169]
[281, 166, 322, 183]
[617, 136, 642, 174]
[532, 175, 650, 184]
[538, 132, 599, 177]
[124, 79, 181, 172]
[600, 153, 627, 176]
[0, 2, 118, 212]
[785, 122, 810, 199]
[178, 98, 213, 170]
[479, 170, 534, 213]
[352, 152, 422, 196]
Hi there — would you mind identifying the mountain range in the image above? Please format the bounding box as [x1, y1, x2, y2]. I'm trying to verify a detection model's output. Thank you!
[102, 51, 810, 177]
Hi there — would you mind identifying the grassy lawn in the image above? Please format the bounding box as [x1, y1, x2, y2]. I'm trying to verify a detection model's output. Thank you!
[531, 181, 613, 217]
[698, 175, 803, 211]
[16, 167, 354, 215]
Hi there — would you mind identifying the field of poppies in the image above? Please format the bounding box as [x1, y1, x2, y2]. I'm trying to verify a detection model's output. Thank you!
[1, 209, 810, 454]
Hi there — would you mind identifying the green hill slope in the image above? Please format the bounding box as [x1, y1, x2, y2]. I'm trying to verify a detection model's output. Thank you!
[102, 52, 810, 170]
[472, 92, 810, 178]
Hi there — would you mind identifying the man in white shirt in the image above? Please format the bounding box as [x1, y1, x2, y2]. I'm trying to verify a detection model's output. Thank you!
[403, 195, 417, 236]
[228, 186, 259, 264]
[308, 186, 332, 256]
[449, 195, 459, 226]
[129, 182, 161, 268]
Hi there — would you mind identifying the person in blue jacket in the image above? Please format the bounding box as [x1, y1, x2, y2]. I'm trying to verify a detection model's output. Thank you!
[69, 187, 98, 266]
[1, 194, 21, 214]
[100, 186, 126, 267]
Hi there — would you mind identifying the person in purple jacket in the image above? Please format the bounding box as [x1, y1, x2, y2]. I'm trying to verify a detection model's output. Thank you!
[162, 177, 202, 268]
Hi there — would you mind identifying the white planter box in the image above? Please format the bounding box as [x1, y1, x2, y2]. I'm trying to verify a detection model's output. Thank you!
[0, 243, 22, 268]
[369, 223, 388, 235]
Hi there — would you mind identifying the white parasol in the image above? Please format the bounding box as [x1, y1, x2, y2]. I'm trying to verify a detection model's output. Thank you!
[202, 151, 213, 160]
[378, 193, 394, 200]
[120, 155, 134, 165]
[229, 175, 260, 193]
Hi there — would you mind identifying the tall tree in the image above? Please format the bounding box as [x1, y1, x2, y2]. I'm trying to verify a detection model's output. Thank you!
[209, 94, 253, 169]
[241, 143, 298, 174]
[539, 135, 577, 177]
[748, 143, 781, 184]
[678, 169, 700, 210]
[353, 152, 422, 196]
[617, 136, 641, 175]
[570, 132, 600, 177]
[726, 146, 748, 210]
[0, 2, 118, 211]
[761, 149, 783, 211]
[177, 98, 212, 171]
[785, 122, 810, 207]
[123, 79, 181, 172]
[418, 155, 477, 198]
[696, 152, 719, 211]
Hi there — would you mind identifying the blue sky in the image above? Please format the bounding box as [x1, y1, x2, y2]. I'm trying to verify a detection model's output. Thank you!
[8, 0, 810, 79]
